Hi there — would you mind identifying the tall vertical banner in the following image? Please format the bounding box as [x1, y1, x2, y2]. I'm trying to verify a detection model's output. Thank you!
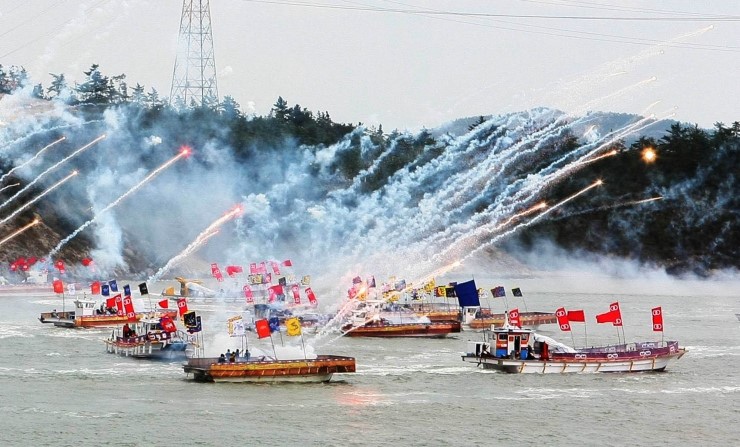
[211, 263, 224, 282]
[556, 307, 571, 332]
[652, 306, 663, 331]
[114, 294, 124, 316]
[243, 285, 254, 304]
[509, 308, 521, 327]
[610, 302, 623, 327]
[123, 296, 136, 321]
[305, 287, 317, 307]
[177, 297, 189, 317]
[291, 284, 300, 304]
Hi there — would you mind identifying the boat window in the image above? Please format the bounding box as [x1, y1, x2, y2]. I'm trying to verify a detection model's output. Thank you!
[498, 333, 507, 341]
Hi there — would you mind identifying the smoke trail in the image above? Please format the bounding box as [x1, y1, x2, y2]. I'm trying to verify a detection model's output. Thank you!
[0, 182, 20, 193]
[0, 136, 66, 183]
[0, 170, 78, 226]
[0, 134, 105, 212]
[48, 148, 190, 257]
[464, 180, 604, 261]
[149, 205, 244, 282]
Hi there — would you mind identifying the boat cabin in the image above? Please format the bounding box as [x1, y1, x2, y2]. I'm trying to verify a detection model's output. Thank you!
[467, 325, 536, 361]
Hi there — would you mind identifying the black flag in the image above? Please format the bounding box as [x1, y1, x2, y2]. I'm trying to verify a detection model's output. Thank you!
[138, 282, 149, 295]
[512, 287, 523, 297]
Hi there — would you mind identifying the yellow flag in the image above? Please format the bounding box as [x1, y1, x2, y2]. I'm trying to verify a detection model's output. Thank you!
[424, 278, 436, 293]
[164, 286, 175, 296]
[286, 317, 302, 336]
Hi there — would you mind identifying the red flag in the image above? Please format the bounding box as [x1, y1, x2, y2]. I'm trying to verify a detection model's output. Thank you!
[81, 258, 93, 267]
[509, 308, 520, 327]
[91, 281, 101, 295]
[306, 287, 317, 306]
[105, 297, 116, 308]
[123, 296, 136, 321]
[226, 265, 243, 277]
[255, 319, 271, 338]
[9, 262, 17, 272]
[114, 294, 124, 316]
[257, 262, 267, 274]
[556, 307, 571, 332]
[54, 260, 64, 270]
[177, 298, 189, 317]
[158, 299, 169, 309]
[567, 309, 586, 322]
[160, 315, 177, 333]
[596, 302, 622, 326]
[243, 285, 254, 304]
[282, 259, 292, 267]
[652, 306, 663, 331]
[249, 262, 258, 274]
[291, 284, 300, 304]
[271, 261, 281, 275]
[211, 263, 224, 282]
[268, 284, 283, 303]
[52, 279, 64, 294]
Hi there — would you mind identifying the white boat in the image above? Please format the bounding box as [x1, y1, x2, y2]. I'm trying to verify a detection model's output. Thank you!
[462, 323, 685, 374]
[104, 318, 191, 360]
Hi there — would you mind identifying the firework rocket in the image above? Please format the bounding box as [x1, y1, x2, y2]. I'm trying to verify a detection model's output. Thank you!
[48, 147, 191, 257]
[0, 136, 66, 184]
[0, 217, 41, 248]
[0, 134, 105, 212]
[149, 205, 244, 282]
[0, 170, 78, 226]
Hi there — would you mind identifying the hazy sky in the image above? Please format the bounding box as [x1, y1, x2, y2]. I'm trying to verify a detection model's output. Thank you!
[1, 0, 738, 131]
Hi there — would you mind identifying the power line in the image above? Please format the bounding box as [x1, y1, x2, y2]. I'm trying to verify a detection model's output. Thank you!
[245, 0, 740, 53]
[241, 0, 740, 21]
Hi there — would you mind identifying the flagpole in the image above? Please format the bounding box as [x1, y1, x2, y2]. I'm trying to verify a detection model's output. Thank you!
[583, 323, 588, 347]
[520, 294, 528, 313]
[570, 330, 576, 349]
[269, 334, 277, 359]
[300, 332, 307, 360]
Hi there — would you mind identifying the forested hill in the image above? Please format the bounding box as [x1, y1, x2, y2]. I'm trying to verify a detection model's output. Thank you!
[0, 64, 737, 280]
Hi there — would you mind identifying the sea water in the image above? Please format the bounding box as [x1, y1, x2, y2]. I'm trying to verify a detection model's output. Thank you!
[0, 275, 738, 447]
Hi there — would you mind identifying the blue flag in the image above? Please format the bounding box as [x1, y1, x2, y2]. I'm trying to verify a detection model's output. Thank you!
[109, 280, 118, 292]
[454, 279, 480, 307]
[269, 317, 280, 333]
[492, 286, 506, 298]
[101, 284, 110, 296]
[123, 284, 131, 296]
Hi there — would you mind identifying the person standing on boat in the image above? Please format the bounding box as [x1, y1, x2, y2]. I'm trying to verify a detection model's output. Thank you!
[123, 323, 131, 338]
[218, 354, 226, 363]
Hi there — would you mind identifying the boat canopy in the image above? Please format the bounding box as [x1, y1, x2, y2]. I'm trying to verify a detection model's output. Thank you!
[533, 333, 577, 353]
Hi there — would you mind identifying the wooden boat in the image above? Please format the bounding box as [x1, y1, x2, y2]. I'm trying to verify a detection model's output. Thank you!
[183, 355, 356, 383]
[341, 300, 461, 338]
[39, 298, 178, 328]
[104, 318, 191, 360]
[462, 323, 685, 373]
[464, 309, 557, 330]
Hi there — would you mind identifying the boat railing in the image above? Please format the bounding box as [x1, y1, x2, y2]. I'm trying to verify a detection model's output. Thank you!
[578, 340, 677, 353]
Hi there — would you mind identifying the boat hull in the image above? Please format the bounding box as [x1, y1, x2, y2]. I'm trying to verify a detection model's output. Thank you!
[183, 355, 356, 383]
[343, 321, 461, 338]
[462, 344, 686, 373]
[105, 339, 189, 361]
[39, 310, 179, 328]
[466, 312, 557, 330]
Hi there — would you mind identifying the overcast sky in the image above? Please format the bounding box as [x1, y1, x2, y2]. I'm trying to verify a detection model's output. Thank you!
[1, 0, 738, 131]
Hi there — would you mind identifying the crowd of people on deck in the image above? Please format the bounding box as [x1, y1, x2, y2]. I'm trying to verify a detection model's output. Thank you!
[217, 348, 250, 363]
